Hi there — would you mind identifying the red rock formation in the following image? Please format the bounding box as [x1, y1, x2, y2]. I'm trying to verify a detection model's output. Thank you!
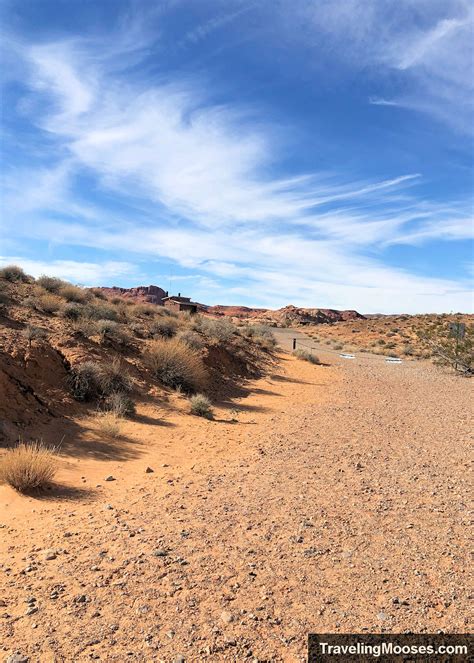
[96, 285, 167, 305]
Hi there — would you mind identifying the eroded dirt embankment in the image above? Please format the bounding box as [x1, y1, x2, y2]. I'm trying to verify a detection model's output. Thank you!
[0, 343, 472, 662]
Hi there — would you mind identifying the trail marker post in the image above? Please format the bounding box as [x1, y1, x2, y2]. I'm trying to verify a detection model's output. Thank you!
[292, 338, 297, 350]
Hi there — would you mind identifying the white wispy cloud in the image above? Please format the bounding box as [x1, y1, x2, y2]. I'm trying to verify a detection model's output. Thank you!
[1, 12, 472, 314]
[0, 257, 139, 285]
[284, 0, 474, 134]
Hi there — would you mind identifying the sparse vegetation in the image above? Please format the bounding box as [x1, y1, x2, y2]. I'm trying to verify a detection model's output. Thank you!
[96, 319, 131, 346]
[58, 283, 89, 303]
[0, 442, 57, 492]
[99, 357, 134, 394]
[293, 349, 321, 364]
[69, 358, 133, 401]
[84, 302, 119, 321]
[25, 292, 62, 314]
[145, 338, 207, 392]
[189, 393, 214, 419]
[0, 264, 29, 282]
[68, 361, 104, 401]
[95, 412, 122, 438]
[416, 320, 473, 374]
[60, 301, 84, 320]
[36, 275, 66, 293]
[22, 325, 48, 346]
[177, 329, 205, 350]
[103, 392, 136, 418]
[151, 317, 178, 338]
[197, 317, 236, 343]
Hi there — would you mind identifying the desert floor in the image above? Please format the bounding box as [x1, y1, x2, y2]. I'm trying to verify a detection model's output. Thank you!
[1, 331, 472, 662]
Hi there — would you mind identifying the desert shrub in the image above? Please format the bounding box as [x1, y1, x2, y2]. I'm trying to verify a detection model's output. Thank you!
[22, 325, 48, 346]
[84, 302, 118, 321]
[0, 264, 29, 282]
[333, 342, 344, 350]
[177, 329, 205, 350]
[133, 303, 158, 317]
[103, 392, 136, 418]
[68, 361, 103, 401]
[144, 338, 207, 392]
[416, 320, 473, 374]
[36, 275, 66, 293]
[377, 338, 386, 345]
[129, 321, 146, 338]
[59, 283, 88, 303]
[72, 318, 98, 338]
[96, 319, 131, 345]
[198, 317, 236, 343]
[88, 287, 107, 300]
[0, 283, 9, 308]
[95, 412, 122, 438]
[151, 317, 178, 338]
[189, 393, 214, 419]
[69, 359, 132, 401]
[60, 301, 84, 320]
[385, 341, 397, 349]
[248, 325, 276, 349]
[99, 357, 133, 394]
[293, 349, 320, 364]
[32, 292, 62, 314]
[402, 344, 414, 356]
[0, 442, 57, 492]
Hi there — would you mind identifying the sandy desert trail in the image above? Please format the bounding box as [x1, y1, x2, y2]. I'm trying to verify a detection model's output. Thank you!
[1, 335, 472, 662]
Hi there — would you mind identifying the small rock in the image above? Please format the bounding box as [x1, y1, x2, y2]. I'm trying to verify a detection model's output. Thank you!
[0, 599, 6, 607]
[6, 654, 29, 663]
[152, 549, 168, 557]
[145, 467, 154, 473]
[74, 594, 88, 603]
[221, 610, 234, 624]
[105, 476, 116, 482]
[44, 551, 57, 560]
[25, 606, 38, 616]
[377, 611, 388, 621]
[174, 656, 186, 663]
[105, 505, 114, 510]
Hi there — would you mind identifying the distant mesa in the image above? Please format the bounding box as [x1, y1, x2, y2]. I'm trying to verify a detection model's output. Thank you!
[94, 285, 364, 325]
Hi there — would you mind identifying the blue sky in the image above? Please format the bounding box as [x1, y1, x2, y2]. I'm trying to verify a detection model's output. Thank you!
[0, 0, 473, 313]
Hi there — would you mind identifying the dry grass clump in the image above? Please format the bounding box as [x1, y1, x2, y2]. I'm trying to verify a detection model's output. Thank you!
[22, 325, 48, 346]
[72, 317, 98, 338]
[69, 358, 133, 401]
[29, 292, 62, 314]
[36, 275, 67, 293]
[0, 264, 29, 282]
[244, 325, 276, 350]
[58, 283, 89, 303]
[293, 349, 321, 364]
[99, 357, 134, 394]
[60, 301, 84, 320]
[95, 412, 122, 438]
[84, 301, 119, 321]
[88, 287, 107, 300]
[176, 329, 205, 350]
[0, 442, 57, 492]
[150, 317, 178, 338]
[69, 361, 104, 401]
[103, 392, 136, 418]
[144, 338, 207, 392]
[96, 319, 131, 346]
[197, 317, 236, 343]
[189, 393, 214, 419]
[133, 303, 159, 317]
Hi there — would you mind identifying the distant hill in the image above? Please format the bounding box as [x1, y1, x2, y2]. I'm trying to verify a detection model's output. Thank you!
[95, 285, 364, 326]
